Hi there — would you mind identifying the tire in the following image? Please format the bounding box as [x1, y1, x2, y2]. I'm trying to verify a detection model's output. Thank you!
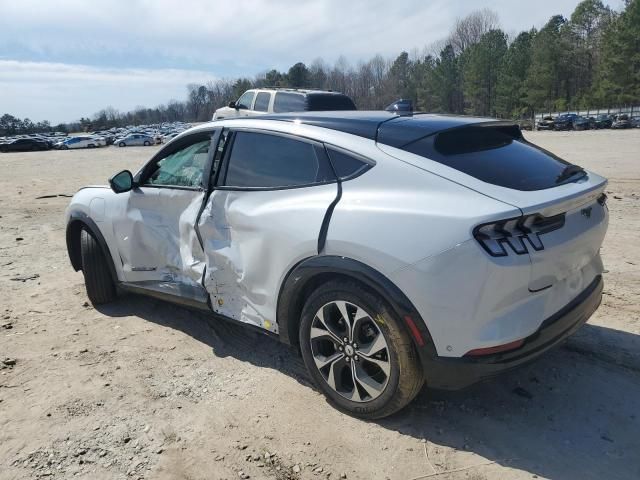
[119, 142, 126, 147]
[62, 145, 69, 150]
[143, 141, 150, 146]
[80, 229, 116, 305]
[299, 280, 424, 419]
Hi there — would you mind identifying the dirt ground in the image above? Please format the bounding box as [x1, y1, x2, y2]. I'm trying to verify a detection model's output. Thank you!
[0, 129, 639, 480]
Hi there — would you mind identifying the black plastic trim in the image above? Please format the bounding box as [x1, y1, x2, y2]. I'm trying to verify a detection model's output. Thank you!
[119, 282, 210, 311]
[425, 275, 603, 390]
[275, 255, 438, 359]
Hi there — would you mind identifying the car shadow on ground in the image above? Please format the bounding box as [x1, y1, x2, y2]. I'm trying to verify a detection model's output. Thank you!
[96, 294, 640, 480]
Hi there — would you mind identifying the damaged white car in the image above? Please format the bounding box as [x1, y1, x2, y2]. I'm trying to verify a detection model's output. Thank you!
[66, 112, 608, 418]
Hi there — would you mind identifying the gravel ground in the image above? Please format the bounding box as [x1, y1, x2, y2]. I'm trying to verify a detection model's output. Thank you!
[0, 129, 639, 480]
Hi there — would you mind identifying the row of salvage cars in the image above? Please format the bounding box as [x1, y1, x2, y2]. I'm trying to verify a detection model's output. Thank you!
[536, 113, 639, 131]
[0, 122, 191, 153]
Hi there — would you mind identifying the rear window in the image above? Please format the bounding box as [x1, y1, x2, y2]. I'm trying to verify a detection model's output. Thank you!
[273, 92, 306, 113]
[307, 94, 356, 111]
[401, 125, 574, 191]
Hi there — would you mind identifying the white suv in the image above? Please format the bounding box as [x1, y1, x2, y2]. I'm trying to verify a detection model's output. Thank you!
[66, 112, 608, 418]
[212, 88, 356, 120]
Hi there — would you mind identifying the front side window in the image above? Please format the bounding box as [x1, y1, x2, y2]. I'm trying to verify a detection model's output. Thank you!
[273, 92, 306, 113]
[254, 92, 271, 112]
[145, 139, 211, 188]
[224, 131, 334, 188]
[236, 91, 255, 110]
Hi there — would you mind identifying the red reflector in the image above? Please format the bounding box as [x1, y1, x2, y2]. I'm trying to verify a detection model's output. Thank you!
[465, 339, 524, 357]
[404, 315, 425, 347]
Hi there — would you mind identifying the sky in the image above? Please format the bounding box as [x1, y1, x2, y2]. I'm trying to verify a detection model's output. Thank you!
[0, 0, 625, 124]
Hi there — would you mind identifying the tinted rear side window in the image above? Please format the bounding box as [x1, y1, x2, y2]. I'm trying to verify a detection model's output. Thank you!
[273, 92, 306, 113]
[400, 125, 572, 191]
[254, 92, 270, 112]
[326, 148, 370, 179]
[225, 131, 334, 188]
[307, 94, 356, 111]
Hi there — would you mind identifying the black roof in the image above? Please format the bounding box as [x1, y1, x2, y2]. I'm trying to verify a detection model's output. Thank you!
[252, 111, 512, 148]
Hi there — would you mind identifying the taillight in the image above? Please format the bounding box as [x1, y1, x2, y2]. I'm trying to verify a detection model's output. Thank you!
[473, 213, 565, 257]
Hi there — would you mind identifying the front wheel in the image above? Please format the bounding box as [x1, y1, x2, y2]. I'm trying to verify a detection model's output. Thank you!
[143, 141, 150, 146]
[80, 229, 116, 305]
[118, 142, 126, 147]
[299, 280, 423, 419]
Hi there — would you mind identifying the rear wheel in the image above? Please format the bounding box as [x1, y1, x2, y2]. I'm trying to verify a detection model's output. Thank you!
[299, 280, 423, 419]
[80, 229, 116, 305]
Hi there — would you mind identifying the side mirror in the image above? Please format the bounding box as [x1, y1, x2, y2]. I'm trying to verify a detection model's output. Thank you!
[109, 170, 134, 193]
[228, 101, 237, 109]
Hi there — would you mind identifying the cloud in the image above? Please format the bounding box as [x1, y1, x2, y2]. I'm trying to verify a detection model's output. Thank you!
[0, 0, 626, 121]
[0, 0, 606, 72]
[0, 60, 217, 123]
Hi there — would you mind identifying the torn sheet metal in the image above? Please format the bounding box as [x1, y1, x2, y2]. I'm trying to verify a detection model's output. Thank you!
[199, 184, 338, 332]
[111, 187, 207, 300]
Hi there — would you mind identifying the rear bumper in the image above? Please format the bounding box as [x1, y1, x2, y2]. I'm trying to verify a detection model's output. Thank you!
[423, 275, 603, 390]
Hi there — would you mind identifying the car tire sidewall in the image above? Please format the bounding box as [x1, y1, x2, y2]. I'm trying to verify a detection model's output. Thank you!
[144, 141, 150, 146]
[119, 142, 126, 147]
[299, 283, 412, 418]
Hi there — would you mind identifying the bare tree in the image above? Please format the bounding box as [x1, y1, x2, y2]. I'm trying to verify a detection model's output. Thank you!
[449, 9, 500, 53]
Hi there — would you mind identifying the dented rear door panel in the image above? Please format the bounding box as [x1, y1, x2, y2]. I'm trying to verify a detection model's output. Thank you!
[199, 184, 338, 332]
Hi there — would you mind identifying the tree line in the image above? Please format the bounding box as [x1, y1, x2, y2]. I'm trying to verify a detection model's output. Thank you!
[2, 0, 638, 135]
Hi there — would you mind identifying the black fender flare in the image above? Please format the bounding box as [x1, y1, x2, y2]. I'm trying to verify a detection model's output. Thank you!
[276, 255, 438, 360]
[66, 210, 119, 284]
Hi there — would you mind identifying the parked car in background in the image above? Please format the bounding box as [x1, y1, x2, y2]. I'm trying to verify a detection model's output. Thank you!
[631, 116, 640, 128]
[517, 119, 534, 131]
[612, 114, 631, 129]
[92, 132, 116, 145]
[594, 114, 613, 129]
[213, 88, 357, 120]
[66, 111, 608, 418]
[0, 137, 50, 152]
[116, 134, 155, 147]
[537, 116, 555, 130]
[56, 136, 104, 149]
[573, 116, 591, 131]
[162, 132, 180, 142]
[554, 114, 579, 131]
